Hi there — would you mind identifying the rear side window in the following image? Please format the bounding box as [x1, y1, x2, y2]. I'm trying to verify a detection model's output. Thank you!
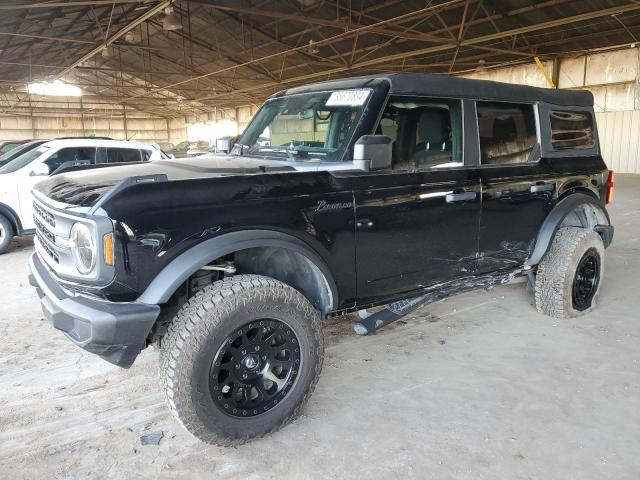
[476, 102, 537, 165]
[106, 147, 141, 163]
[550, 110, 595, 150]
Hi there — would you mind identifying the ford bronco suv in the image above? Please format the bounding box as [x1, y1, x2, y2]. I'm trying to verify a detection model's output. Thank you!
[28, 74, 614, 445]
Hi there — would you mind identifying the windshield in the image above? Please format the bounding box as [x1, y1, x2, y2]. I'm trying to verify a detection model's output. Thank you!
[0, 141, 44, 167]
[0, 146, 49, 174]
[237, 89, 371, 161]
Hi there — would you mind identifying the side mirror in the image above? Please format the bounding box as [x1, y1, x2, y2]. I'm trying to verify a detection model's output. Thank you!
[216, 138, 231, 153]
[30, 162, 50, 176]
[353, 135, 392, 171]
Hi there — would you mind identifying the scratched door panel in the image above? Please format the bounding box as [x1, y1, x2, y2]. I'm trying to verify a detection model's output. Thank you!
[352, 170, 480, 304]
[477, 169, 557, 273]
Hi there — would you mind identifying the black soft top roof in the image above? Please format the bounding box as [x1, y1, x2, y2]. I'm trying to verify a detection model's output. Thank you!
[275, 73, 593, 107]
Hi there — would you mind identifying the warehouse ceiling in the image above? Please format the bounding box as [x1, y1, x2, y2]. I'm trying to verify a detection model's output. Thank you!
[2, 0, 640, 118]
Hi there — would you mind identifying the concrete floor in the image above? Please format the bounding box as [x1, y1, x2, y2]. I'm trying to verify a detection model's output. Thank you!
[1, 176, 639, 480]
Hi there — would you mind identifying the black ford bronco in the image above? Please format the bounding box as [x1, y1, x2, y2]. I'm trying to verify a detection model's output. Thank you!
[28, 74, 614, 445]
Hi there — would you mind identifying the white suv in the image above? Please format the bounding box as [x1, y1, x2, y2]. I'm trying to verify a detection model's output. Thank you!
[0, 138, 165, 253]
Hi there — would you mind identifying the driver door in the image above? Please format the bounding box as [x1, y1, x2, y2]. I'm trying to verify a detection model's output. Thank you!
[353, 97, 480, 305]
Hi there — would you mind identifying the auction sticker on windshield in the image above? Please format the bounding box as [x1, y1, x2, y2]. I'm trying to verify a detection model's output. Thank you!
[325, 89, 370, 107]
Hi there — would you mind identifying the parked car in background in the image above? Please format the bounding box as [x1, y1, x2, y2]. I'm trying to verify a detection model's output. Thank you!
[0, 140, 30, 155]
[0, 140, 48, 167]
[165, 140, 191, 158]
[165, 140, 211, 158]
[0, 137, 116, 167]
[156, 141, 174, 152]
[0, 138, 166, 253]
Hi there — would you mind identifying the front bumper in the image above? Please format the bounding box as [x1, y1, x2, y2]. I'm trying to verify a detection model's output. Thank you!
[28, 253, 160, 368]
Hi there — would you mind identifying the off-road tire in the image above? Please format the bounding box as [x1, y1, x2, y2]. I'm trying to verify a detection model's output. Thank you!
[535, 227, 605, 318]
[159, 274, 323, 446]
[0, 214, 14, 254]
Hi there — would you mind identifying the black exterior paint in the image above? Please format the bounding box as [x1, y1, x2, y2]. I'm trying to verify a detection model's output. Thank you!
[33, 73, 610, 315]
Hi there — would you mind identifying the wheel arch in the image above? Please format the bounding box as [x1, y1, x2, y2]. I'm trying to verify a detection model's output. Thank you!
[0, 202, 22, 234]
[138, 229, 338, 314]
[525, 192, 612, 267]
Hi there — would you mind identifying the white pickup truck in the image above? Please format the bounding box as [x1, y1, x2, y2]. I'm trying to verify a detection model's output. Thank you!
[0, 138, 165, 253]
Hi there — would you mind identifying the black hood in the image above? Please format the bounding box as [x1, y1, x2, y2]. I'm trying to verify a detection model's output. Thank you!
[34, 155, 294, 207]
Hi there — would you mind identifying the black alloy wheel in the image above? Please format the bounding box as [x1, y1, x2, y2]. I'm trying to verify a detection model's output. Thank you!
[572, 248, 600, 311]
[160, 274, 323, 445]
[209, 319, 301, 417]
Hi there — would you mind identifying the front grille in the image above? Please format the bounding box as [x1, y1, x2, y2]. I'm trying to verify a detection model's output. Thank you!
[32, 197, 71, 269]
[33, 201, 55, 227]
[33, 216, 55, 244]
[36, 230, 59, 263]
[32, 192, 114, 285]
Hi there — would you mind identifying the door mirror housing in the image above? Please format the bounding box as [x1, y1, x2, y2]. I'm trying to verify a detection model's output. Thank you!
[353, 135, 393, 171]
[30, 162, 50, 176]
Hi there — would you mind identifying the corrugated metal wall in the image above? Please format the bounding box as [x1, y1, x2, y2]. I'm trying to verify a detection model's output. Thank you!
[0, 114, 186, 144]
[596, 111, 640, 173]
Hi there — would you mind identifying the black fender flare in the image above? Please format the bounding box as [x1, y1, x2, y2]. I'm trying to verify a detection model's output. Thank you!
[525, 193, 612, 267]
[137, 229, 339, 311]
[0, 202, 22, 234]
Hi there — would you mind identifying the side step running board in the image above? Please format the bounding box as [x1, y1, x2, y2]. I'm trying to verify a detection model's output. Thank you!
[353, 271, 519, 335]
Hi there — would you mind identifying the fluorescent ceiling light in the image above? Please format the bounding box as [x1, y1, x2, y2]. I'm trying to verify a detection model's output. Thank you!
[27, 80, 82, 97]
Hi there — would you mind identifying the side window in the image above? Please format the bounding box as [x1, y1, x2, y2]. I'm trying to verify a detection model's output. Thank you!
[476, 102, 537, 165]
[106, 147, 142, 163]
[378, 97, 463, 170]
[550, 110, 595, 150]
[140, 149, 152, 162]
[45, 147, 96, 173]
[95, 147, 107, 164]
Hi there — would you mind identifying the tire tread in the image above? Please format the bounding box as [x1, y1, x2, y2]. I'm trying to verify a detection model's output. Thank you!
[534, 227, 604, 318]
[159, 274, 323, 446]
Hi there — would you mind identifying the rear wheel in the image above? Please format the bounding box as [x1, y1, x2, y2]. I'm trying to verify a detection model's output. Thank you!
[159, 274, 323, 445]
[0, 215, 14, 254]
[535, 227, 605, 318]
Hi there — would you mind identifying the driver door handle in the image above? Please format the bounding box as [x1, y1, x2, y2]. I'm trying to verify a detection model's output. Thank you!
[530, 182, 554, 193]
[446, 191, 476, 203]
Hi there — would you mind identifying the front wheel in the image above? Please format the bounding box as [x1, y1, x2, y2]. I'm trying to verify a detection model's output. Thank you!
[159, 274, 323, 445]
[535, 227, 605, 318]
[0, 215, 14, 254]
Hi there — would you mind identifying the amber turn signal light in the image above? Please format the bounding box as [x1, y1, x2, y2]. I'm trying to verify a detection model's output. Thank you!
[103, 232, 114, 266]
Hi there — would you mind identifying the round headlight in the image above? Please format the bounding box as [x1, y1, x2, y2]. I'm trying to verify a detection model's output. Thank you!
[71, 223, 95, 274]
